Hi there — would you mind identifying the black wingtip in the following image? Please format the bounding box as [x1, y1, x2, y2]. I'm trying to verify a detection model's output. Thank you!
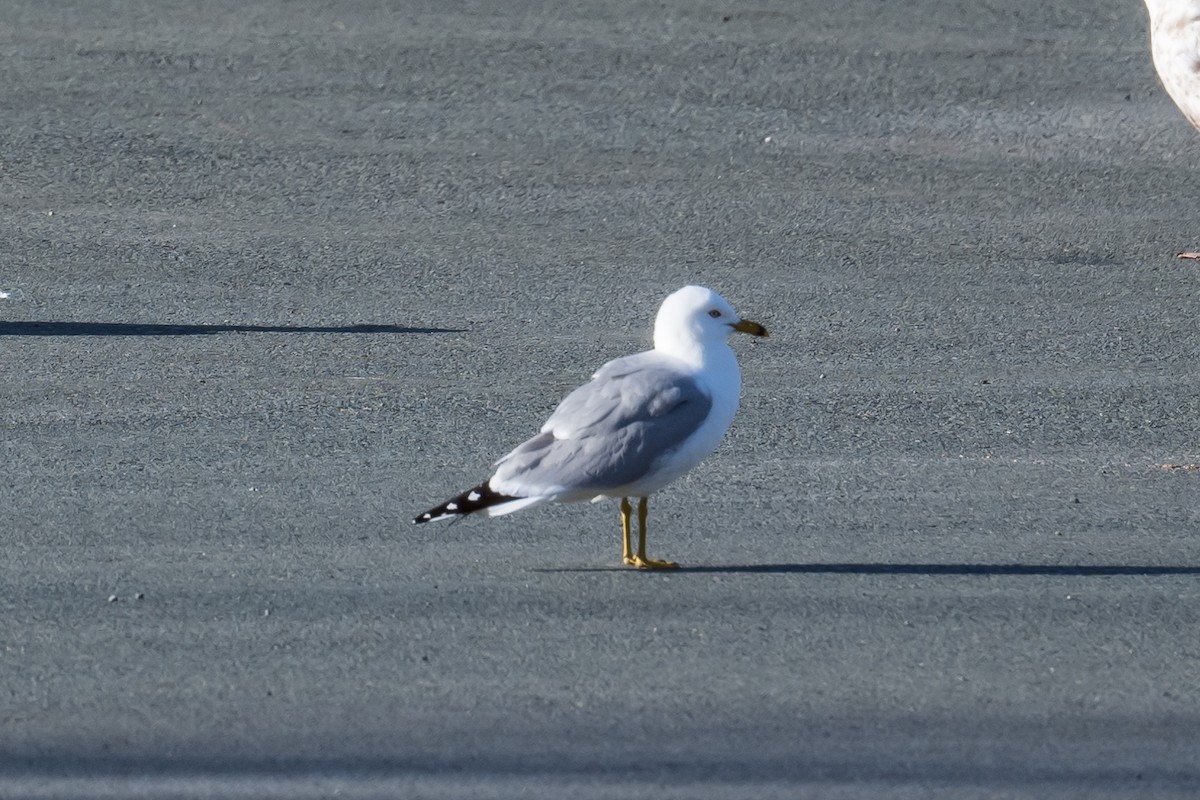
[414, 481, 521, 524]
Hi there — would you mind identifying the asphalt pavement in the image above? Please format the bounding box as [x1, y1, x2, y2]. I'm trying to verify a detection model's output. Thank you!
[3, 0, 1200, 797]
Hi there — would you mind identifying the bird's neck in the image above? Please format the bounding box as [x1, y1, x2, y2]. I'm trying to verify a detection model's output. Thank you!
[655, 335, 738, 376]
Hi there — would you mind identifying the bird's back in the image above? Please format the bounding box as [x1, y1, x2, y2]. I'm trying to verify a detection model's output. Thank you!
[488, 351, 718, 501]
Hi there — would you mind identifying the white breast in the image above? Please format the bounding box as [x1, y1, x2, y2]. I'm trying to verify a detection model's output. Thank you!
[1148, 0, 1200, 130]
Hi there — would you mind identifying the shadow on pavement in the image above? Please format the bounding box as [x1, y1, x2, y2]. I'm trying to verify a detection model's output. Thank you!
[537, 563, 1200, 576]
[680, 563, 1200, 575]
[0, 321, 466, 336]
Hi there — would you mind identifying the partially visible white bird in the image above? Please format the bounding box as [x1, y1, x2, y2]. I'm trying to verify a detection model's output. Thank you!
[413, 285, 768, 569]
[1147, 0, 1200, 130]
[1145, 0, 1200, 257]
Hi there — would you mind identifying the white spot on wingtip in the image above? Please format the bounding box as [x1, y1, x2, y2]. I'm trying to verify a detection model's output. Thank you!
[446, 502, 458, 511]
[467, 491, 481, 501]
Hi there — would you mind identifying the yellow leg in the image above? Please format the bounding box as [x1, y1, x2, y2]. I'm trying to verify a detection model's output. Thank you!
[625, 496, 679, 570]
[619, 497, 634, 564]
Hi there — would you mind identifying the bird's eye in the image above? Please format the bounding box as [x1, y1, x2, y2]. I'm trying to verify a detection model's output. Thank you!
[708, 309, 722, 318]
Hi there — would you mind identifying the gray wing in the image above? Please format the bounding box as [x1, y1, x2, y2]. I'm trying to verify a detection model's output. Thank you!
[490, 352, 713, 496]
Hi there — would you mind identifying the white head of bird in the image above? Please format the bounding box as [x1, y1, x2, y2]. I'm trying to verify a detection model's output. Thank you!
[652, 285, 768, 367]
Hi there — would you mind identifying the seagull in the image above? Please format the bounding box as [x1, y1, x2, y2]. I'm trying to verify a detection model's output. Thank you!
[414, 285, 769, 569]
[1145, 0, 1200, 258]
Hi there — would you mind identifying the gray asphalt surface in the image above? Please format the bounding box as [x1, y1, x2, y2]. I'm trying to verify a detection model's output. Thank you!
[3, 0, 1200, 797]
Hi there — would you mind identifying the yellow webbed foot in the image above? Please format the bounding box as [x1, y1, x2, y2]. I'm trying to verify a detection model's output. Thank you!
[624, 555, 680, 570]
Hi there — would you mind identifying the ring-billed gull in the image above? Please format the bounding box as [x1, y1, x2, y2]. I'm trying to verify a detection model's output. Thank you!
[414, 285, 768, 569]
[1146, 0, 1200, 130]
[1145, 0, 1200, 257]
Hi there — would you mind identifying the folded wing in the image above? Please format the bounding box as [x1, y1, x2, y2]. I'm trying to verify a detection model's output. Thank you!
[489, 352, 713, 499]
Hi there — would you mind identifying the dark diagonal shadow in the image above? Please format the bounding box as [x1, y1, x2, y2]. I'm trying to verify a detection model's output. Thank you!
[536, 563, 1200, 576]
[680, 563, 1200, 576]
[0, 321, 465, 336]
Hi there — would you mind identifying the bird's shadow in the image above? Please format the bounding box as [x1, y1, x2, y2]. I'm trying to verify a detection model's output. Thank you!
[535, 563, 1200, 576]
[0, 321, 465, 336]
